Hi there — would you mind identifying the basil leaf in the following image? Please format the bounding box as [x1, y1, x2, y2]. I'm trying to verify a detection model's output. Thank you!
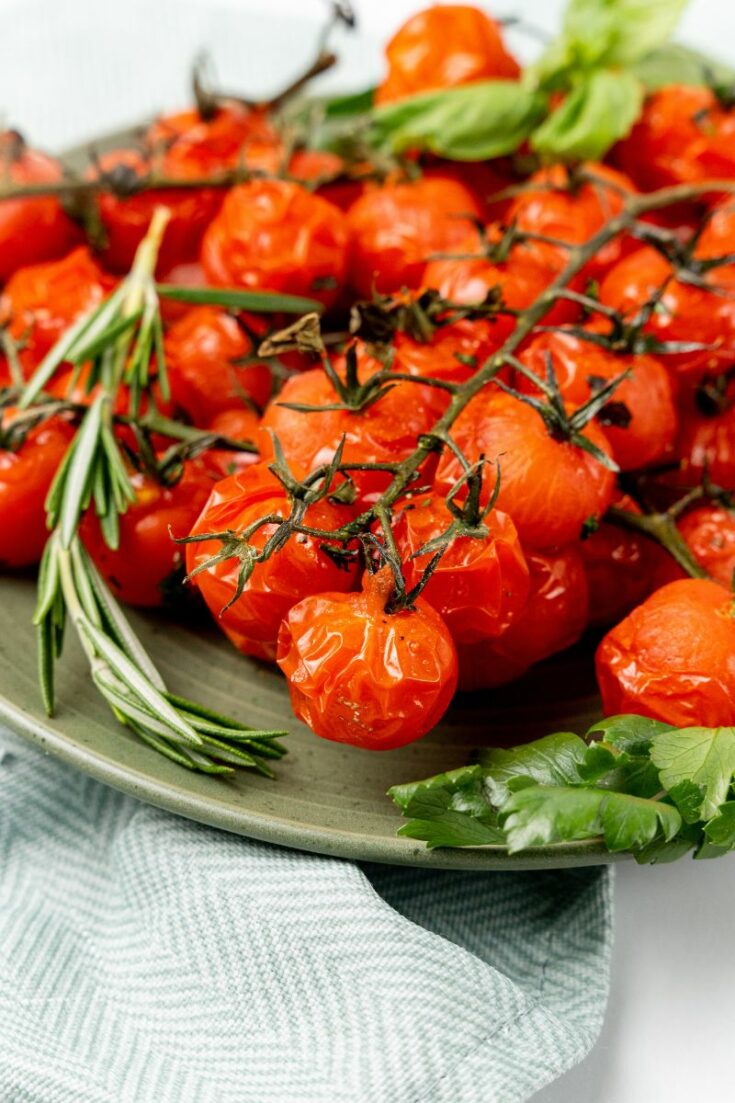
[531, 69, 644, 161]
[324, 87, 375, 118]
[650, 726, 735, 821]
[501, 784, 682, 853]
[371, 80, 547, 161]
[634, 43, 735, 90]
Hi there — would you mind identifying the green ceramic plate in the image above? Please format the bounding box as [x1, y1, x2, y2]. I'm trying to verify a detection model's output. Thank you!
[0, 574, 619, 869]
[0, 128, 620, 870]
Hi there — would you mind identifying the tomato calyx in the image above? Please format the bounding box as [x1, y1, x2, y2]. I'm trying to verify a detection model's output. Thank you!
[349, 286, 505, 347]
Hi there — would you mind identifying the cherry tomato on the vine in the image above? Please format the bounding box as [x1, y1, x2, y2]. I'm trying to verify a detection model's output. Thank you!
[277, 565, 458, 749]
[579, 497, 659, 627]
[186, 463, 358, 661]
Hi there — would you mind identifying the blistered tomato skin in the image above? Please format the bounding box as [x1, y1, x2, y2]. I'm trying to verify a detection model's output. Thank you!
[0, 413, 75, 568]
[277, 567, 458, 750]
[434, 391, 616, 549]
[596, 579, 735, 727]
[580, 514, 656, 628]
[186, 465, 358, 661]
[201, 179, 350, 310]
[392, 497, 530, 644]
[375, 4, 520, 105]
[677, 506, 735, 587]
[677, 400, 735, 490]
[456, 545, 588, 691]
[346, 177, 482, 298]
[0, 132, 81, 282]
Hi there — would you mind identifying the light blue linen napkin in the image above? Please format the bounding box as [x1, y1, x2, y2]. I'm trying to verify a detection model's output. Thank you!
[0, 727, 612, 1103]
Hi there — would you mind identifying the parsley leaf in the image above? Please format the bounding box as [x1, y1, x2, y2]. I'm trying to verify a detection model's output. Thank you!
[480, 731, 588, 802]
[389, 766, 504, 849]
[650, 727, 735, 820]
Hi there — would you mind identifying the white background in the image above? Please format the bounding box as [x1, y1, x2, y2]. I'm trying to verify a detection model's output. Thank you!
[0, 2, 733, 1100]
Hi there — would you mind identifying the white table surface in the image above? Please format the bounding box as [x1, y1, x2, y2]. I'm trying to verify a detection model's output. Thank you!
[1, 1, 733, 1100]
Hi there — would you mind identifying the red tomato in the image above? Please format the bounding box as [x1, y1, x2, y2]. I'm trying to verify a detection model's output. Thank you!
[614, 85, 720, 191]
[388, 318, 500, 416]
[201, 179, 349, 310]
[434, 390, 616, 548]
[391, 494, 529, 643]
[80, 456, 217, 607]
[164, 306, 272, 424]
[288, 149, 365, 211]
[599, 245, 735, 381]
[0, 411, 74, 567]
[0, 246, 115, 379]
[375, 5, 520, 105]
[0, 131, 81, 282]
[507, 162, 635, 278]
[92, 148, 223, 274]
[695, 197, 735, 259]
[277, 566, 458, 749]
[203, 407, 261, 479]
[517, 329, 678, 471]
[457, 545, 588, 690]
[186, 464, 358, 660]
[156, 260, 208, 323]
[346, 176, 482, 297]
[596, 578, 735, 726]
[147, 102, 279, 168]
[258, 354, 436, 507]
[427, 159, 516, 223]
[677, 505, 735, 587]
[676, 394, 735, 489]
[580, 499, 658, 627]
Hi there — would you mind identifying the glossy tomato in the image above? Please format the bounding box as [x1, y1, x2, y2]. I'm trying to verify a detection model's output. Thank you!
[201, 179, 349, 310]
[580, 500, 658, 627]
[517, 329, 678, 471]
[375, 4, 520, 105]
[186, 463, 358, 661]
[677, 504, 735, 587]
[0, 411, 74, 567]
[80, 456, 217, 607]
[434, 390, 616, 548]
[346, 176, 482, 297]
[0, 246, 115, 380]
[147, 102, 279, 170]
[596, 578, 735, 726]
[456, 545, 589, 690]
[391, 494, 529, 643]
[0, 131, 81, 282]
[203, 407, 262, 479]
[277, 566, 458, 749]
[164, 306, 272, 424]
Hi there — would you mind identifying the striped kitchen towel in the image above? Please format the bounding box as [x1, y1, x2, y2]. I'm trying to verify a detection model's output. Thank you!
[0, 728, 612, 1102]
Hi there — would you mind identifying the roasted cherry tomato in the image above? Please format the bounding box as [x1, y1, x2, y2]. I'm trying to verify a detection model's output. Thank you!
[517, 329, 678, 471]
[456, 545, 588, 690]
[147, 102, 279, 169]
[203, 408, 262, 479]
[580, 499, 658, 627]
[164, 306, 272, 424]
[201, 179, 349, 310]
[92, 148, 223, 274]
[596, 578, 735, 727]
[186, 464, 358, 661]
[0, 410, 75, 567]
[614, 85, 720, 191]
[375, 4, 520, 105]
[599, 245, 735, 381]
[507, 162, 635, 278]
[346, 176, 482, 297]
[391, 494, 529, 644]
[277, 566, 458, 749]
[0, 131, 81, 282]
[389, 318, 499, 415]
[676, 505, 735, 587]
[434, 390, 616, 548]
[258, 353, 436, 507]
[0, 246, 115, 380]
[80, 456, 217, 607]
[288, 149, 365, 211]
[677, 391, 735, 490]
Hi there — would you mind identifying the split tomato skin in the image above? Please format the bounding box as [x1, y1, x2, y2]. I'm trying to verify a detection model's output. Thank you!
[201, 179, 350, 310]
[0, 132, 81, 282]
[392, 496, 530, 644]
[434, 391, 616, 549]
[258, 358, 436, 507]
[346, 176, 482, 298]
[92, 148, 222, 275]
[456, 545, 588, 691]
[80, 457, 217, 608]
[186, 464, 358, 662]
[596, 578, 735, 727]
[376, 4, 520, 105]
[0, 246, 115, 380]
[0, 412, 75, 568]
[164, 306, 272, 424]
[277, 567, 458, 750]
[517, 330, 678, 471]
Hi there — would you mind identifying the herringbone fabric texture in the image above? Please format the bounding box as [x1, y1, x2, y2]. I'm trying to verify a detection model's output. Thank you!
[0, 729, 613, 1103]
